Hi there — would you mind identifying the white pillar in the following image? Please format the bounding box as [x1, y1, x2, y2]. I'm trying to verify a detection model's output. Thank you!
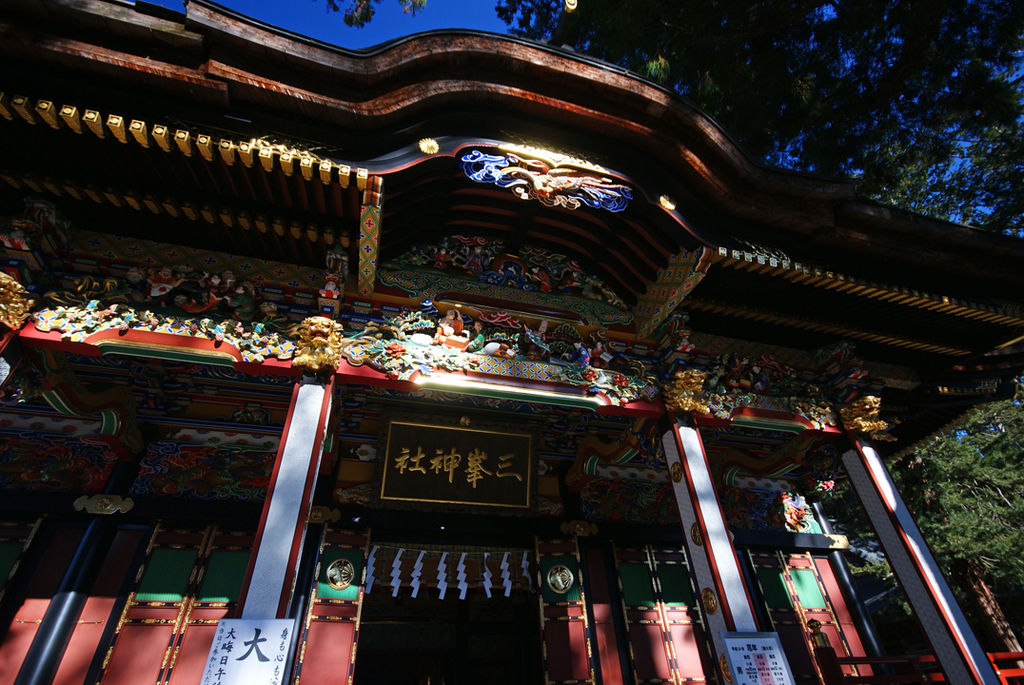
[241, 376, 333, 618]
[663, 417, 759, 664]
[842, 437, 998, 684]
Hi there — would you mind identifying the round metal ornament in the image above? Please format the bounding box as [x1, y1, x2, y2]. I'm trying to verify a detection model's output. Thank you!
[546, 564, 575, 594]
[325, 558, 356, 590]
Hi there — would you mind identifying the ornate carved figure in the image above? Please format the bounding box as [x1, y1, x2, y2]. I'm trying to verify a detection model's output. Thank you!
[663, 368, 710, 415]
[292, 316, 346, 376]
[433, 309, 466, 347]
[0, 273, 32, 330]
[840, 395, 895, 441]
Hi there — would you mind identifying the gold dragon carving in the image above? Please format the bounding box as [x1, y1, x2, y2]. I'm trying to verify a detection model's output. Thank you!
[291, 316, 346, 376]
[840, 395, 895, 441]
[663, 368, 709, 415]
[0, 272, 32, 330]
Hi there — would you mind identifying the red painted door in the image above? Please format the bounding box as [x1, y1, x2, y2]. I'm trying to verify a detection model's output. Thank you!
[96, 525, 253, 685]
[614, 543, 714, 684]
[536, 538, 594, 684]
[748, 550, 870, 684]
[0, 523, 79, 685]
[293, 527, 367, 685]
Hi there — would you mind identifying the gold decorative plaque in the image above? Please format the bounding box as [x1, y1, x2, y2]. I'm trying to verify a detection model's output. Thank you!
[546, 564, 575, 594]
[670, 462, 683, 483]
[380, 419, 533, 510]
[720, 654, 734, 683]
[72, 494, 134, 515]
[690, 523, 704, 547]
[325, 558, 356, 590]
[701, 587, 718, 614]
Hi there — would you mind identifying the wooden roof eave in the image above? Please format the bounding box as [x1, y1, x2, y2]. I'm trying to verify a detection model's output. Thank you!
[7, 0, 1023, 313]
[831, 201, 1024, 293]
[184, 2, 853, 216]
[7, 0, 850, 253]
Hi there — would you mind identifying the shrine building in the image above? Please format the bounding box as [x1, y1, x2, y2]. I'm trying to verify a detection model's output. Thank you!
[0, 1, 1022, 684]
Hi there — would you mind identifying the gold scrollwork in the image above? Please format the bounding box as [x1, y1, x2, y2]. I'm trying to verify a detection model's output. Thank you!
[840, 395, 895, 441]
[700, 587, 718, 614]
[309, 506, 341, 524]
[72, 494, 134, 515]
[325, 558, 356, 590]
[560, 520, 598, 537]
[546, 564, 575, 594]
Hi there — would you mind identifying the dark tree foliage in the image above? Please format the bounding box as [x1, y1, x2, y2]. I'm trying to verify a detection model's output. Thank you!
[827, 399, 1024, 648]
[494, 0, 1024, 232]
[322, 0, 425, 27]
[890, 400, 1024, 644]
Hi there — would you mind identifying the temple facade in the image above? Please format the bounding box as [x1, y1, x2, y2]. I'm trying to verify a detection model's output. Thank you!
[0, 1, 1022, 684]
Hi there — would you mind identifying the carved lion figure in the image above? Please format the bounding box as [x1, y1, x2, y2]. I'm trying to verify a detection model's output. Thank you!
[0, 272, 32, 330]
[292, 316, 345, 376]
[663, 367, 709, 415]
[840, 395, 894, 440]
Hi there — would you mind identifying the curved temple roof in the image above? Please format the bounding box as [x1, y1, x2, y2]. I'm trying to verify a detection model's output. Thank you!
[1, 0, 1022, 397]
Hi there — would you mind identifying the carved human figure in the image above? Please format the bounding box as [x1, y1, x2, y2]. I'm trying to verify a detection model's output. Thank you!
[433, 309, 465, 345]
[147, 266, 181, 300]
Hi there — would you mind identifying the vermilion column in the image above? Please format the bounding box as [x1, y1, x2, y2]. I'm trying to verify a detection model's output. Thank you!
[842, 436, 998, 684]
[239, 375, 334, 618]
[663, 416, 759, 672]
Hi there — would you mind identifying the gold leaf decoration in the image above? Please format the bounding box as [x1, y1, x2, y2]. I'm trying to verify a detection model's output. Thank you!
[840, 395, 896, 441]
[663, 367, 709, 415]
[0, 272, 32, 329]
[292, 316, 346, 376]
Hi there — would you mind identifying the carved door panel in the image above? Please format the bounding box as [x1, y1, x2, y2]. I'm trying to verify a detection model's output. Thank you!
[536, 537, 594, 684]
[649, 546, 714, 683]
[748, 551, 869, 684]
[293, 527, 368, 685]
[0, 519, 39, 605]
[0, 519, 49, 685]
[614, 544, 713, 684]
[97, 525, 252, 685]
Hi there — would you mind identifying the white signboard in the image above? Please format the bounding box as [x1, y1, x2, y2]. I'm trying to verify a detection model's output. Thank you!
[201, 618, 293, 685]
[722, 632, 796, 685]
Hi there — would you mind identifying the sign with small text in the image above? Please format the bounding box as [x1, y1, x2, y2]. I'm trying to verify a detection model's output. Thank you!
[722, 632, 796, 685]
[380, 419, 533, 510]
[201, 618, 293, 685]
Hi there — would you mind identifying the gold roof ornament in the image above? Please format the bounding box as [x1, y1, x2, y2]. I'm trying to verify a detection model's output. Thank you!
[418, 137, 439, 154]
[0, 272, 32, 330]
[663, 367, 709, 415]
[840, 395, 896, 441]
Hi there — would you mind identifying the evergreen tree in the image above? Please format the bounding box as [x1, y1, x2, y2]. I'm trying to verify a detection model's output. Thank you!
[888, 399, 1024, 648]
[492, 0, 1024, 232]
[830, 399, 1024, 650]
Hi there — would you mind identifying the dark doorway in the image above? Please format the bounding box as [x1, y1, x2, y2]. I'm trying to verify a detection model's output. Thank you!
[354, 586, 542, 684]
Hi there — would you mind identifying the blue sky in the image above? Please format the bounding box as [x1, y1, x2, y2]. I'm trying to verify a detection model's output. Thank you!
[150, 0, 509, 49]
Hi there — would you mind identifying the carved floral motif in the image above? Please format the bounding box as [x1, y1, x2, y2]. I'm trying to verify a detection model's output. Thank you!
[555, 362, 655, 406]
[385, 233, 627, 312]
[33, 304, 295, 363]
